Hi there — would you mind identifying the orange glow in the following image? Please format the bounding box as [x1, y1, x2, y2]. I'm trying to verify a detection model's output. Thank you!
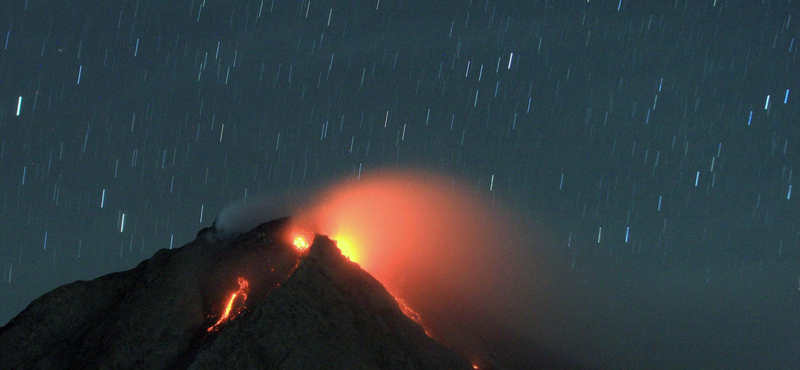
[287, 229, 314, 253]
[293, 236, 309, 251]
[208, 277, 250, 332]
[289, 170, 519, 296]
[395, 297, 422, 324]
[393, 294, 437, 337]
[221, 293, 238, 318]
[331, 235, 360, 263]
[289, 230, 359, 262]
[288, 170, 527, 366]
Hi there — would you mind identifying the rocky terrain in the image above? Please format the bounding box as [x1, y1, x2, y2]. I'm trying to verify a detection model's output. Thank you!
[0, 218, 473, 370]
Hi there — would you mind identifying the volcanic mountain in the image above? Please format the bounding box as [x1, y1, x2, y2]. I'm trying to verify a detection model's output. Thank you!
[0, 218, 476, 369]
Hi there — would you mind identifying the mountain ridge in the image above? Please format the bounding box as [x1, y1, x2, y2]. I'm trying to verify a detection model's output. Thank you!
[0, 218, 473, 370]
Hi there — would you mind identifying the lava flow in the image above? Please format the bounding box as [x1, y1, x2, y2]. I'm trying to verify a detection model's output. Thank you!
[395, 297, 422, 324]
[207, 277, 250, 332]
[395, 296, 435, 338]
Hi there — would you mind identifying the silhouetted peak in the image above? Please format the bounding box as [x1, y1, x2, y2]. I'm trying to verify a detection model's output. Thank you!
[0, 218, 472, 370]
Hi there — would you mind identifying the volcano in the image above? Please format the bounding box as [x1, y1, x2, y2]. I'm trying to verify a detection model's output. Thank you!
[0, 217, 586, 370]
[0, 218, 474, 370]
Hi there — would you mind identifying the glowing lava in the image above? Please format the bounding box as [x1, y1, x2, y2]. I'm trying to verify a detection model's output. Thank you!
[293, 236, 309, 251]
[290, 230, 359, 263]
[207, 277, 249, 332]
[395, 296, 435, 337]
[395, 297, 422, 324]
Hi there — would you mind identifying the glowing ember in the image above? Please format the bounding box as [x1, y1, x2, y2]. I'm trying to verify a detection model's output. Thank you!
[293, 236, 309, 251]
[207, 277, 249, 332]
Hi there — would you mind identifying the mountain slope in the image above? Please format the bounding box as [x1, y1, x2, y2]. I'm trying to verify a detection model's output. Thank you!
[0, 218, 471, 370]
[188, 234, 471, 369]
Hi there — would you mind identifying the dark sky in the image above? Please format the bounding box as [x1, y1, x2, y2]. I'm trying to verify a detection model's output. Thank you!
[0, 0, 798, 368]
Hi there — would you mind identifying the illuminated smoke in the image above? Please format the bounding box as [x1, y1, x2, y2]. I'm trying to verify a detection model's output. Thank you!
[214, 169, 773, 369]
[286, 170, 541, 361]
[216, 169, 573, 365]
[290, 170, 522, 286]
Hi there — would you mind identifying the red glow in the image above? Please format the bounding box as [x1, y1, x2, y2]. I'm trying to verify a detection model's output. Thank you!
[208, 277, 250, 332]
[290, 170, 519, 300]
[289, 170, 526, 366]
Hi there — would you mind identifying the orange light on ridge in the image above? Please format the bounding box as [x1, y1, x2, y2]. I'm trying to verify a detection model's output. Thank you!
[331, 235, 360, 263]
[290, 228, 360, 263]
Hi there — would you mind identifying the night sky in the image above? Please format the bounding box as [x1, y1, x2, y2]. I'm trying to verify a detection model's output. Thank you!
[1, 0, 798, 369]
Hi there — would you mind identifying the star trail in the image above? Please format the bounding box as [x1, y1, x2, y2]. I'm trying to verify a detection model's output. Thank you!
[0, 0, 798, 368]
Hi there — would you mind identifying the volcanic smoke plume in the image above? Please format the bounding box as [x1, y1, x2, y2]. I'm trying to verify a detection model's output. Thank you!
[1, 170, 581, 369]
[279, 170, 562, 368]
[212, 170, 582, 368]
[289, 171, 515, 291]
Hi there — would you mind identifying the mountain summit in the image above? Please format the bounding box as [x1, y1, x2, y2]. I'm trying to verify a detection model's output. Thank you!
[0, 218, 474, 370]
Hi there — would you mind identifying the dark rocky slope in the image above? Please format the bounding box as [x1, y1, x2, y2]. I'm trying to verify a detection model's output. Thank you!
[0, 218, 472, 370]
